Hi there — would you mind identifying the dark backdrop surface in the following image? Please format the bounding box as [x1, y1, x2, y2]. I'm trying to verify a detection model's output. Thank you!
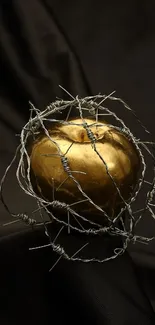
[1, 1, 155, 324]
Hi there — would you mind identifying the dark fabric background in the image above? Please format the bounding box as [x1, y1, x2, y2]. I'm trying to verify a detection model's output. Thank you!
[1, 1, 155, 324]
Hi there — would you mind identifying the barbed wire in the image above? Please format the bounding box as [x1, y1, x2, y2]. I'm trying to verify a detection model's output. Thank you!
[1, 87, 155, 266]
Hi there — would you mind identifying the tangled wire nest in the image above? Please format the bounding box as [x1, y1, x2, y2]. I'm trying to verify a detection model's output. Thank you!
[1, 87, 155, 266]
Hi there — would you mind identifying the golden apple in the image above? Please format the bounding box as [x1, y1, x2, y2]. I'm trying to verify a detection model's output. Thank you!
[29, 118, 140, 223]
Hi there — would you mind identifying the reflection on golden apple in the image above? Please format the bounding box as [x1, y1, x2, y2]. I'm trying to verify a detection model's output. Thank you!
[29, 118, 140, 222]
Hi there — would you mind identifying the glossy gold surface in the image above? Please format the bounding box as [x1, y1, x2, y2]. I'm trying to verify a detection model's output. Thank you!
[30, 118, 140, 220]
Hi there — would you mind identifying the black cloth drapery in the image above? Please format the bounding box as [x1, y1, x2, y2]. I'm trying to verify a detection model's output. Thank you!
[1, 1, 155, 324]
